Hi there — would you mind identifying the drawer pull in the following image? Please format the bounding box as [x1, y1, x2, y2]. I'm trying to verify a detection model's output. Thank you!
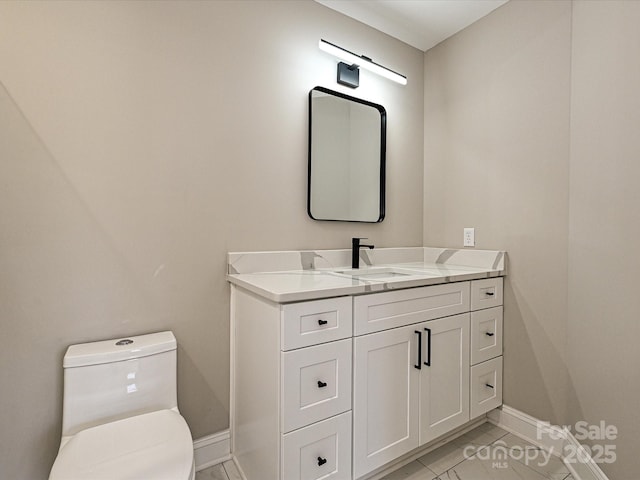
[414, 330, 422, 369]
[485, 332, 495, 337]
[424, 327, 432, 367]
[317, 456, 327, 466]
[485, 291, 495, 296]
[317, 380, 327, 388]
[318, 319, 328, 325]
[485, 383, 495, 389]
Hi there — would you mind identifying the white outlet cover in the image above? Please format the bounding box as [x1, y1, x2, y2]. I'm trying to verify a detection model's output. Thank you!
[464, 228, 475, 247]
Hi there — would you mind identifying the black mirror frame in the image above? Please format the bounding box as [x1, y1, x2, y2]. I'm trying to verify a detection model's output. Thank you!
[307, 86, 386, 223]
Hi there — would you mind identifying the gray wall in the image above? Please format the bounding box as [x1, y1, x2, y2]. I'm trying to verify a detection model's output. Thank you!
[424, 1, 639, 478]
[0, 2, 424, 478]
[568, 2, 640, 478]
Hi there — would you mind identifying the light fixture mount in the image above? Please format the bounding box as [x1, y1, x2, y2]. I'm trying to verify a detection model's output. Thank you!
[337, 62, 360, 88]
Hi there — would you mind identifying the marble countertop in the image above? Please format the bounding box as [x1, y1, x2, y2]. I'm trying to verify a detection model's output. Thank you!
[227, 247, 506, 303]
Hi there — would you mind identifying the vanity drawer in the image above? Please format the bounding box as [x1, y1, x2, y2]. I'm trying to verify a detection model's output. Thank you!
[470, 356, 503, 418]
[470, 278, 503, 311]
[281, 411, 352, 480]
[353, 282, 470, 335]
[282, 297, 352, 350]
[281, 339, 352, 433]
[470, 306, 503, 365]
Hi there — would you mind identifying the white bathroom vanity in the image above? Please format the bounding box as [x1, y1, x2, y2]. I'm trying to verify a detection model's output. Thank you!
[227, 247, 506, 480]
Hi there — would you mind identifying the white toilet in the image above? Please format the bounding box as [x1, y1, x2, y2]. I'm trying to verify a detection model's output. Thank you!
[49, 331, 195, 480]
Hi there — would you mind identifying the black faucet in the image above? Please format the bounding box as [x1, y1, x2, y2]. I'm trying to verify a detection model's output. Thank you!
[352, 237, 375, 269]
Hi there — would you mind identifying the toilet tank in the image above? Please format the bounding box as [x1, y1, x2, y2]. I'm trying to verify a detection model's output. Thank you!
[61, 331, 178, 437]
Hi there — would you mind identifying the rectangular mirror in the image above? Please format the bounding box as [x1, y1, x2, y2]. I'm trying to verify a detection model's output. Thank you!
[308, 86, 386, 223]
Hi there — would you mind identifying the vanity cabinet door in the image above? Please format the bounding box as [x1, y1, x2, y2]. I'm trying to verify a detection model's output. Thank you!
[353, 324, 420, 478]
[470, 306, 503, 365]
[470, 277, 503, 311]
[419, 313, 470, 445]
[281, 412, 352, 480]
[281, 296, 352, 350]
[470, 356, 503, 419]
[353, 282, 470, 335]
[281, 339, 352, 433]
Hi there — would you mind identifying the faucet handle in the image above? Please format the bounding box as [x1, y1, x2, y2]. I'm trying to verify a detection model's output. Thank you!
[352, 237, 374, 249]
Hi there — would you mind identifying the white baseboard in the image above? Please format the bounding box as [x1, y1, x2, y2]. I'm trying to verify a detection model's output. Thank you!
[562, 427, 610, 480]
[487, 405, 609, 480]
[487, 405, 566, 455]
[193, 429, 231, 471]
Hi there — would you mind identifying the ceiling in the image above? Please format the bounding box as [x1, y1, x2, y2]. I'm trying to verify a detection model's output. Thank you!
[315, 0, 508, 51]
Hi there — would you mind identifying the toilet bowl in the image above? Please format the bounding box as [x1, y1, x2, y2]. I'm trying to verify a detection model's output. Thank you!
[49, 331, 194, 480]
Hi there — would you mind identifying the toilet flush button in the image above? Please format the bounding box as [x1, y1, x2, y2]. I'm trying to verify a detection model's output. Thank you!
[116, 339, 134, 346]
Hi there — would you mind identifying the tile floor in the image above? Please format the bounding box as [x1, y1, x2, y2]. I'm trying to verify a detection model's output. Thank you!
[196, 422, 574, 480]
[196, 459, 242, 480]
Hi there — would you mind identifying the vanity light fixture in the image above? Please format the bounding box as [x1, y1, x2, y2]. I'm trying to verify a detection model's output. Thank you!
[319, 39, 407, 88]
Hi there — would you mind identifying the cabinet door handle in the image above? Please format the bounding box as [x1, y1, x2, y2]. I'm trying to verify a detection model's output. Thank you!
[414, 330, 422, 370]
[485, 332, 495, 337]
[318, 319, 328, 325]
[317, 380, 327, 388]
[485, 383, 495, 389]
[485, 291, 495, 296]
[317, 456, 327, 466]
[424, 327, 431, 367]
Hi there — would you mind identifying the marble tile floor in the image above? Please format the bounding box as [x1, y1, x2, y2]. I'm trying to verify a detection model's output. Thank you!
[196, 423, 574, 480]
[196, 460, 242, 480]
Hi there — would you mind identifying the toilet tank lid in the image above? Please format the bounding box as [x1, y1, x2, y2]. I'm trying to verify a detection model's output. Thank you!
[64, 331, 177, 368]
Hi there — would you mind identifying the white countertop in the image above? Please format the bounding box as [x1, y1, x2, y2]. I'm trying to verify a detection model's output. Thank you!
[227, 248, 506, 303]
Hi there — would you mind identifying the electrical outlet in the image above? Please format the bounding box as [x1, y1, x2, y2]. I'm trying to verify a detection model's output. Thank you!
[463, 228, 475, 247]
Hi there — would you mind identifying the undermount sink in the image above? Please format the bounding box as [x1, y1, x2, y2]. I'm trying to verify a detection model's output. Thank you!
[333, 267, 422, 280]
